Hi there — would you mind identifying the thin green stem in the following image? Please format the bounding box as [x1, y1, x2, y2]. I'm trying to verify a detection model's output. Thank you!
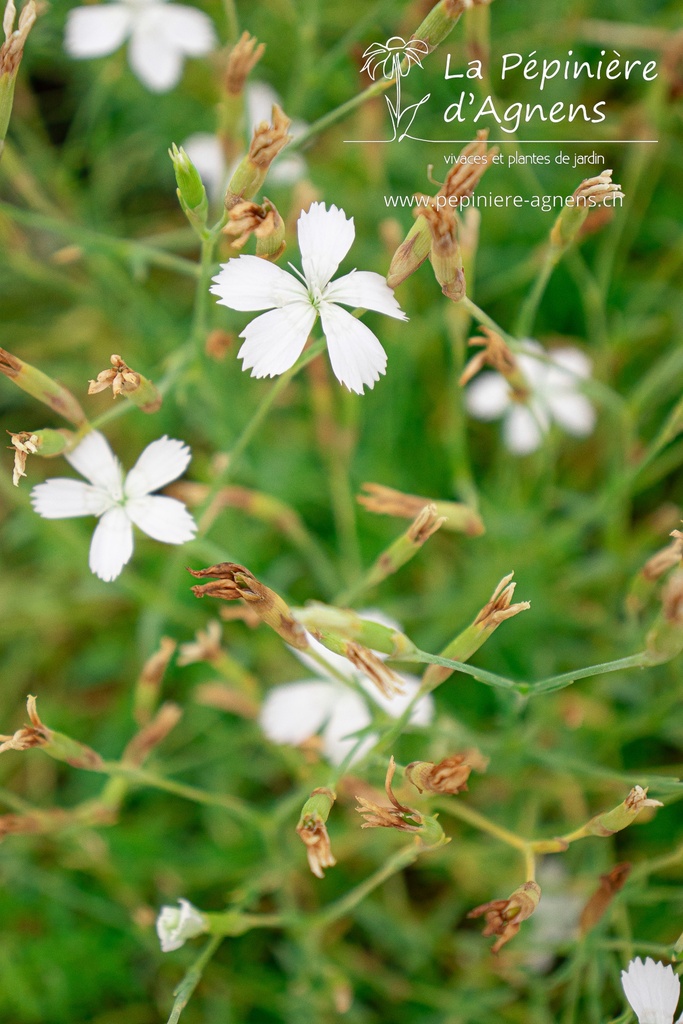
[287, 78, 393, 153]
[166, 935, 224, 1024]
[514, 251, 556, 337]
[434, 797, 527, 851]
[222, 0, 239, 43]
[310, 842, 420, 929]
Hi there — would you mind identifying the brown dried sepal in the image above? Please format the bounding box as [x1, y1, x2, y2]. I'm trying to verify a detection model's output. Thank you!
[474, 572, 530, 630]
[0, 694, 49, 753]
[356, 757, 423, 832]
[579, 862, 631, 936]
[123, 702, 182, 768]
[188, 562, 308, 650]
[438, 130, 498, 205]
[224, 197, 283, 251]
[572, 169, 624, 206]
[296, 789, 337, 879]
[642, 529, 683, 582]
[177, 620, 223, 667]
[224, 31, 265, 95]
[406, 749, 489, 795]
[344, 642, 405, 697]
[467, 880, 541, 954]
[407, 504, 446, 544]
[459, 327, 518, 387]
[8, 430, 38, 486]
[0, 0, 37, 76]
[88, 354, 141, 398]
[248, 105, 292, 169]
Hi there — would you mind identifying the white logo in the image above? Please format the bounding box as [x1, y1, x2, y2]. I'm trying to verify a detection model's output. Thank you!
[359, 36, 430, 141]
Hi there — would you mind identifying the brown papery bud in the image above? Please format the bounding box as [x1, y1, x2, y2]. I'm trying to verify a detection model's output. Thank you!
[579, 862, 631, 936]
[474, 572, 530, 630]
[468, 880, 541, 954]
[438, 130, 498, 204]
[344, 642, 405, 698]
[224, 197, 286, 260]
[188, 562, 308, 650]
[422, 203, 465, 301]
[224, 105, 292, 209]
[357, 481, 484, 537]
[296, 787, 337, 879]
[224, 31, 265, 95]
[406, 749, 489, 794]
[459, 327, 518, 387]
[0, 0, 37, 76]
[123, 702, 182, 767]
[356, 757, 424, 832]
[133, 635, 176, 725]
[642, 530, 683, 581]
[88, 354, 161, 413]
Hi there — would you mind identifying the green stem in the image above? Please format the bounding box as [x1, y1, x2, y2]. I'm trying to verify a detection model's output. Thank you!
[310, 842, 420, 929]
[222, 0, 239, 42]
[287, 78, 394, 153]
[434, 797, 527, 851]
[166, 935, 223, 1024]
[514, 251, 556, 337]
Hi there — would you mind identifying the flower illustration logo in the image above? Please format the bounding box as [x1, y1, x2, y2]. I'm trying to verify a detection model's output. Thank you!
[360, 36, 430, 141]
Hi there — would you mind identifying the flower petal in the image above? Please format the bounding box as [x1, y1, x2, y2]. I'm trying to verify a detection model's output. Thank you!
[159, 4, 216, 56]
[65, 4, 132, 58]
[621, 957, 681, 1024]
[322, 691, 374, 766]
[30, 479, 112, 519]
[298, 203, 355, 291]
[546, 392, 596, 437]
[503, 404, 547, 455]
[124, 436, 192, 498]
[210, 255, 307, 312]
[238, 303, 317, 378]
[325, 270, 407, 320]
[125, 495, 197, 543]
[89, 506, 134, 582]
[128, 15, 184, 92]
[465, 373, 511, 421]
[319, 301, 387, 394]
[259, 681, 339, 746]
[65, 431, 124, 498]
[361, 674, 434, 727]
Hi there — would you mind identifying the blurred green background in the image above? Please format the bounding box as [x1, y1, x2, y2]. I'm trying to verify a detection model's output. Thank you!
[1, 0, 682, 1021]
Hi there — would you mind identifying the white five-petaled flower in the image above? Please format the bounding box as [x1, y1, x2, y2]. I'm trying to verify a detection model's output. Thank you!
[156, 899, 208, 952]
[65, 0, 217, 93]
[259, 614, 434, 766]
[621, 957, 683, 1024]
[465, 340, 596, 455]
[210, 202, 408, 395]
[30, 431, 197, 582]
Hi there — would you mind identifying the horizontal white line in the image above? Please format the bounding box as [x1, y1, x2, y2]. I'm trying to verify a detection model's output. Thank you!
[344, 139, 659, 144]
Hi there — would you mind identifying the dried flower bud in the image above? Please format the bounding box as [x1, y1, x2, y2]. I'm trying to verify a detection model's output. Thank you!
[581, 786, 663, 838]
[646, 569, 683, 663]
[224, 197, 286, 260]
[177, 620, 223, 667]
[642, 530, 683, 581]
[550, 170, 624, 252]
[89, 354, 162, 412]
[345, 642, 406, 697]
[193, 682, 259, 719]
[123, 702, 182, 767]
[357, 482, 484, 536]
[438, 130, 497, 203]
[224, 105, 292, 209]
[468, 880, 541, 953]
[224, 31, 265, 95]
[133, 636, 176, 726]
[474, 572, 531, 630]
[0, 695, 103, 770]
[422, 203, 465, 301]
[188, 562, 308, 650]
[0, 346, 86, 425]
[296, 787, 337, 879]
[356, 756, 423, 832]
[406, 749, 489, 794]
[8, 426, 76, 487]
[8, 430, 37, 485]
[0, 0, 37, 146]
[579, 862, 631, 936]
[459, 327, 518, 387]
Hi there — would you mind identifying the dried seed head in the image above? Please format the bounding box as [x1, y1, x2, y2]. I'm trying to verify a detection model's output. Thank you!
[0, 0, 37, 76]
[579, 862, 631, 936]
[0, 694, 48, 753]
[438, 130, 498, 203]
[407, 504, 446, 544]
[467, 880, 541, 954]
[224, 197, 285, 259]
[357, 482, 484, 537]
[642, 530, 683, 581]
[224, 31, 265, 95]
[344, 642, 406, 697]
[571, 169, 624, 206]
[188, 562, 308, 650]
[296, 788, 337, 879]
[88, 354, 141, 398]
[123, 702, 182, 767]
[248, 105, 292, 169]
[473, 572, 531, 630]
[422, 204, 465, 301]
[177, 620, 223, 667]
[459, 327, 518, 387]
[8, 430, 38, 486]
[550, 170, 624, 251]
[406, 749, 489, 794]
[356, 756, 423, 832]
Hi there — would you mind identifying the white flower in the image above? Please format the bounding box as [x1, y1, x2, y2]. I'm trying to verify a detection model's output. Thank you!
[65, 0, 217, 93]
[184, 83, 307, 202]
[211, 202, 407, 394]
[31, 431, 196, 582]
[259, 616, 434, 766]
[465, 340, 596, 455]
[156, 898, 208, 952]
[621, 957, 683, 1024]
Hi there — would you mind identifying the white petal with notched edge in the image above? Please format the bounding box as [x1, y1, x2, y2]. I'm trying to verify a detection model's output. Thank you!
[65, 4, 132, 58]
[64, 431, 124, 498]
[30, 479, 113, 519]
[238, 303, 317, 378]
[210, 255, 308, 312]
[319, 302, 387, 394]
[126, 495, 197, 543]
[621, 957, 681, 1024]
[325, 270, 408, 319]
[125, 436, 192, 499]
[89, 506, 134, 582]
[298, 203, 356, 291]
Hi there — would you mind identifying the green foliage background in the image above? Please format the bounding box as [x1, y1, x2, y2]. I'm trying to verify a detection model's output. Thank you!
[0, 0, 682, 1021]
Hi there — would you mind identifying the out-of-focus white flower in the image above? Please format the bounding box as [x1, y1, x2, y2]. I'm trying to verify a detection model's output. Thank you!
[211, 202, 407, 394]
[156, 898, 208, 952]
[621, 957, 682, 1024]
[183, 83, 307, 203]
[65, 0, 217, 93]
[31, 431, 196, 582]
[465, 340, 596, 455]
[259, 614, 434, 766]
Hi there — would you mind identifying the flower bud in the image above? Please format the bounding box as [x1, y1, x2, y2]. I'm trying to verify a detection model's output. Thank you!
[468, 880, 541, 953]
[412, 0, 490, 53]
[357, 482, 484, 536]
[406, 749, 489, 794]
[133, 636, 176, 726]
[156, 898, 208, 952]
[358, 504, 446, 591]
[188, 562, 309, 650]
[422, 203, 465, 301]
[0, 696, 103, 771]
[550, 170, 624, 254]
[580, 786, 663, 838]
[224, 197, 286, 260]
[0, 0, 37, 150]
[296, 787, 337, 879]
[169, 143, 209, 231]
[88, 354, 162, 413]
[0, 347, 86, 425]
[8, 428, 76, 486]
[224, 31, 265, 96]
[386, 215, 432, 289]
[224, 105, 292, 210]
[293, 602, 418, 658]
